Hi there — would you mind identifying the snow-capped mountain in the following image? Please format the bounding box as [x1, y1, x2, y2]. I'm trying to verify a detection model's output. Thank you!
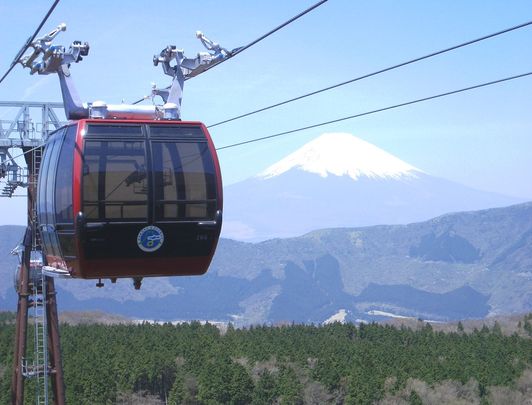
[259, 132, 422, 181]
[223, 133, 522, 241]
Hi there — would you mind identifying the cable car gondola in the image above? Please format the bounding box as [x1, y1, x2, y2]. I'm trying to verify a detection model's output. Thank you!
[17, 25, 232, 287]
[37, 119, 222, 283]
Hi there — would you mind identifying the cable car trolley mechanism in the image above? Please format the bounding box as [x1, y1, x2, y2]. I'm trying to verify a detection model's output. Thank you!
[19, 24, 235, 289]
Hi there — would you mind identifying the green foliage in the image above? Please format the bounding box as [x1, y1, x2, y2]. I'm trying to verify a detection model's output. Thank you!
[0, 312, 15, 324]
[0, 319, 531, 404]
[408, 390, 423, 405]
[524, 314, 532, 337]
[196, 355, 253, 404]
[169, 374, 199, 405]
[251, 370, 277, 405]
[277, 365, 303, 405]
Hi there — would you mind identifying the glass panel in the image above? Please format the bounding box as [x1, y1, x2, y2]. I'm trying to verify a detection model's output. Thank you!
[83, 140, 147, 220]
[37, 136, 53, 253]
[42, 129, 65, 259]
[181, 143, 208, 200]
[86, 124, 143, 137]
[152, 141, 217, 220]
[37, 141, 52, 227]
[46, 133, 63, 225]
[55, 126, 76, 223]
[186, 203, 208, 218]
[163, 203, 177, 218]
[83, 145, 100, 220]
[57, 233, 75, 257]
[149, 125, 206, 139]
[158, 202, 216, 218]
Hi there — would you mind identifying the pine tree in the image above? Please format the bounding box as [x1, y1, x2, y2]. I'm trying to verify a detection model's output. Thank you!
[252, 370, 278, 405]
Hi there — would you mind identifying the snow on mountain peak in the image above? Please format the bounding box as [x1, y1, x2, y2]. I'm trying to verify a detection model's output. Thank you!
[259, 132, 423, 181]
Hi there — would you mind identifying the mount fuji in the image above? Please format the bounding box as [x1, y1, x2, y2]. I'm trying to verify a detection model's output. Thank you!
[223, 133, 522, 241]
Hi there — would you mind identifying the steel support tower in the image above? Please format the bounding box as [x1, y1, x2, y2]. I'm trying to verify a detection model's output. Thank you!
[0, 101, 66, 404]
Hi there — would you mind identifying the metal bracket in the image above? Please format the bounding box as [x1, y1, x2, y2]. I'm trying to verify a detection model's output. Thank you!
[18, 23, 90, 120]
[152, 32, 237, 118]
[153, 31, 232, 81]
[19, 24, 89, 76]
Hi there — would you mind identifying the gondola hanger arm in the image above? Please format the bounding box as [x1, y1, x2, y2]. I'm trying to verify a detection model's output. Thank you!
[18, 25, 238, 121]
[153, 31, 232, 81]
[18, 23, 90, 120]
[151, 32, 237, 113]
[19, 23, 89, 75]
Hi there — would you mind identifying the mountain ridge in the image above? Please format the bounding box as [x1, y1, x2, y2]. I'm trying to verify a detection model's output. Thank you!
[2, 202, 530, 324]
[224, 170, 521, 241]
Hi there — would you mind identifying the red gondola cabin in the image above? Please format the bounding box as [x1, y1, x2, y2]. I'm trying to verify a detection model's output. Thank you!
[37, 119, 222, 281]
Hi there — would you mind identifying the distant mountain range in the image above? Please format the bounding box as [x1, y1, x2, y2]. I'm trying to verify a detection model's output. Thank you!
[1, 202, 531, 325]
[223, 133, 521, 241]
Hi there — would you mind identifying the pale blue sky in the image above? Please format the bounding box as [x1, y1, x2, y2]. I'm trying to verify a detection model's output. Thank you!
[0, 0, 531, 225]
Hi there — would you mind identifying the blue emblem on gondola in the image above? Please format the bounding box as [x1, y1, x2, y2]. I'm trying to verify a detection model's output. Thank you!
[137, 226, 164, 252]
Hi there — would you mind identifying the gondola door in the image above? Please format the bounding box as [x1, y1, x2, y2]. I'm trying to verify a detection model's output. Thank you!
[76, 121, 222, 279]
[80, 124, 150, 271]
[148, 123, 221, 259]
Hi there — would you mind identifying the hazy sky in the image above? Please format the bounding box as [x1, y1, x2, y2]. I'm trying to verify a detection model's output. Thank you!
[0, 0, 531, 225]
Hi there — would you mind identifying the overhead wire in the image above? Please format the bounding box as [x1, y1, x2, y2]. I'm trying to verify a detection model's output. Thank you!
[2, 5, 529, 159]
[207, 19, 532, 128]
[6, 71, 532, 161]
[132, 0, 328, 104]
[0, 0, 61, 85]
[215, 71, 532, 151]
[195, 0, 329, 76]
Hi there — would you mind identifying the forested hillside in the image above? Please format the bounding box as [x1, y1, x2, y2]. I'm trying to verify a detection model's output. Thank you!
[1, 313, 531, 404]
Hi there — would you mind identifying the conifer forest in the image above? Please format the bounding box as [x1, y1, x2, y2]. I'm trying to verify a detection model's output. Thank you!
[0, 312, 531, 404]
